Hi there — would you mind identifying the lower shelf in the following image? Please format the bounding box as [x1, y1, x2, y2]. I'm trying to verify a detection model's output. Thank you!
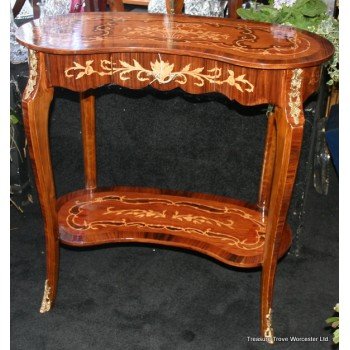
[57, 187, 292, 268]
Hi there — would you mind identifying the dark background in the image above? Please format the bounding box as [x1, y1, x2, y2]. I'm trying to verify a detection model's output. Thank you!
[10, 60, 338, 349]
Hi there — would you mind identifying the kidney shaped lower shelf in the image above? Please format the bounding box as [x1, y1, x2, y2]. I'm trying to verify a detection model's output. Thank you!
[57, 187, 292, 268]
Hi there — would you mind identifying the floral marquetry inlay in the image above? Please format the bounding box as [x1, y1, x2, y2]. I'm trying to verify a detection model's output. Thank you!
[64, 194, 265, 251]
[16, 11, 334, 339]
[64, 58, 254, 92]
[123, 22, 231, 42]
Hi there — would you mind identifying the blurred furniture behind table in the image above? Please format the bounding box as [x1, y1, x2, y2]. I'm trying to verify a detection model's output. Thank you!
[106, 0, 242, 17]
[12, 0, 243, 18]
[12, 0, 70, 19]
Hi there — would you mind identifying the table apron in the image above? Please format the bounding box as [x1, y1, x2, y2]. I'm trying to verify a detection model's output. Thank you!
[45, 52, 321, 106]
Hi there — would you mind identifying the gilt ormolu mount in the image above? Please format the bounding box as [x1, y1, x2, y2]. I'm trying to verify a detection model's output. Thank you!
[16, 12, 333, 344]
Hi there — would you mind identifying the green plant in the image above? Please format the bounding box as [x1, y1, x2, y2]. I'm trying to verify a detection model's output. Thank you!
[10, 111, 24, 213]
[326, 303, 339, 344]
[10, 112, 22, 163]
[10, 114, 19, 125]
[237, 0, 339, 85]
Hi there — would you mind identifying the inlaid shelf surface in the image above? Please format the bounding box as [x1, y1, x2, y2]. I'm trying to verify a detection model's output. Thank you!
[16, 11, 333, 344]
[57, 187, 292, 267]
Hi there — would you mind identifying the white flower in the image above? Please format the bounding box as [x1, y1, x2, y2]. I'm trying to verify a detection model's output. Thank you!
[273, 0, 297, 10]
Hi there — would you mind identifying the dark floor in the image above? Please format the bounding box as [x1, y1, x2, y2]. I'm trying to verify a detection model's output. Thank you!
[10, 86, 339, 349]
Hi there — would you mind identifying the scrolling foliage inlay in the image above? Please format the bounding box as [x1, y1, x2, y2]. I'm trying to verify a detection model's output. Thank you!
[64, 58, 254, 92]
[65, 195, 265, 250]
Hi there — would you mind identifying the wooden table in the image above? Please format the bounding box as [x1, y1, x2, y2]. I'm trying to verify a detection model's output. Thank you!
[16, 12, 333, 343]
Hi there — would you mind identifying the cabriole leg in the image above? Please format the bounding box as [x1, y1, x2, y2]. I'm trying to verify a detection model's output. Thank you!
[260, 102, 304, 343]
[22, 50, 58, 312]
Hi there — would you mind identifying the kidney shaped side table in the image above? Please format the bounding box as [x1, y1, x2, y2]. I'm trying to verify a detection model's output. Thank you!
[16, 13, 333, 343]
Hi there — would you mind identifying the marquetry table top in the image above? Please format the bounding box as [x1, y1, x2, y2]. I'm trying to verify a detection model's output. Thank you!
[17, 9, 335, 341]
[16, 12, 333, 69]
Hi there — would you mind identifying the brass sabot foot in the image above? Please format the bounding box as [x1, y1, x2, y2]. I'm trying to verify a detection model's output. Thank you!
[264, 308, 274, 344]
[39, 279, 51, 313]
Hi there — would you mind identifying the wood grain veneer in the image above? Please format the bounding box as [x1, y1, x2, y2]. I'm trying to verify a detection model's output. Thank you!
[57, 187, 292, 268]
[16, 13, 333, 68]
[16, 12, 334, 343]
